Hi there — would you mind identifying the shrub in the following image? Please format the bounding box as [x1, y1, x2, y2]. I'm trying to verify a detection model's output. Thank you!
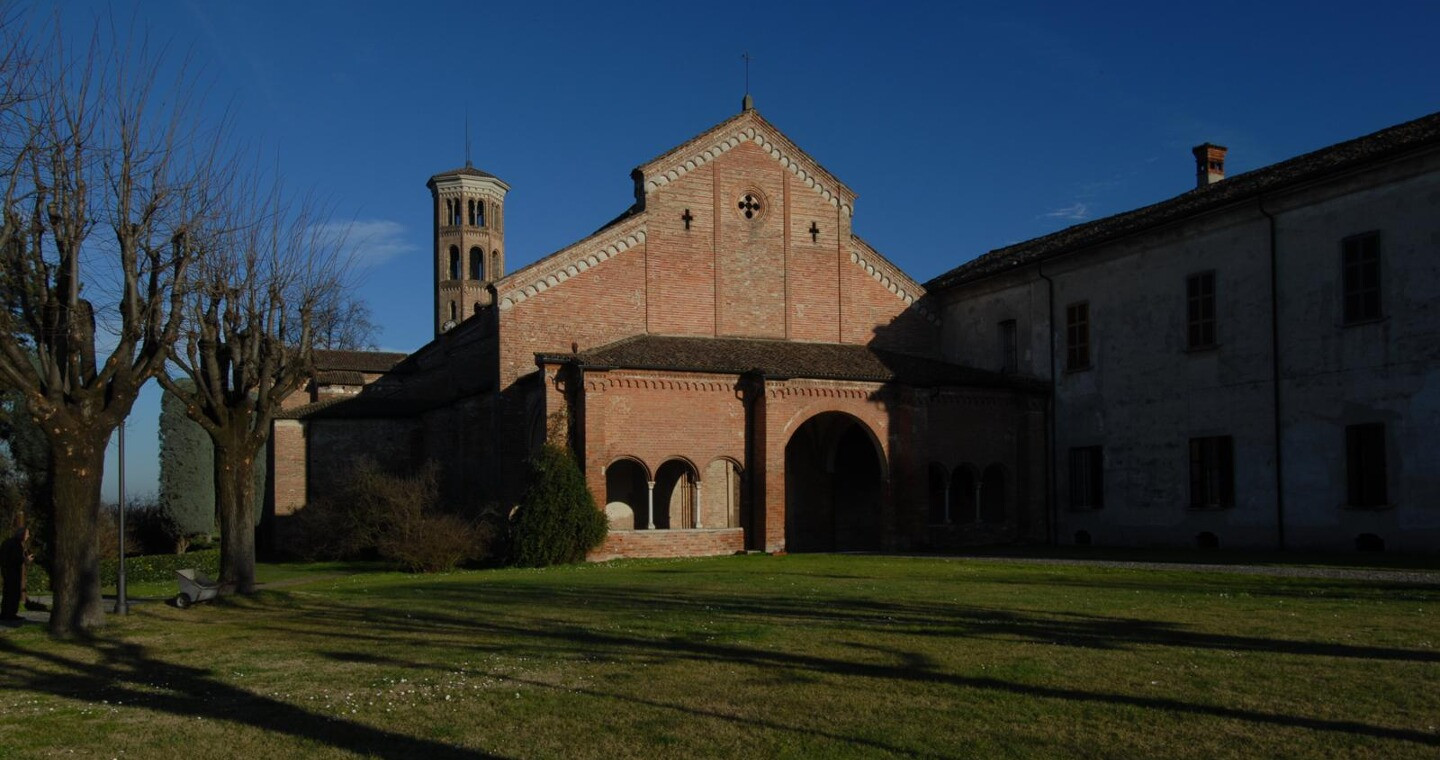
[510, 444, 607, 567]
[126, 497, 198, 555]
[284, 458, 494, 572]
[28, 549, 220, 595]
[379, 511, 493, 573]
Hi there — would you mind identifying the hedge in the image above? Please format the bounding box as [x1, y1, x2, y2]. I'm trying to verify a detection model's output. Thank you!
[26, 549, 220, 595]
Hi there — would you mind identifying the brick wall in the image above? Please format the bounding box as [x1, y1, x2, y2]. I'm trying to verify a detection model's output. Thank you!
[647, 163, 718, 335]
[589, 528, 745, 561]
[270, 420, 307, 516]
[582, 369, 747, 503]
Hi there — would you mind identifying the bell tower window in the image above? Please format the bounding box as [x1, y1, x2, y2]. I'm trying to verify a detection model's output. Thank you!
[469, 247, 483, 280]
[448, 246, 460, 280]
[476, 201, 486, 228]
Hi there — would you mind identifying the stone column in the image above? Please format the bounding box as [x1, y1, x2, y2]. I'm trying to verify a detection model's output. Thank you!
[694, 479, 703, 529]
[647, 480, 656, 530]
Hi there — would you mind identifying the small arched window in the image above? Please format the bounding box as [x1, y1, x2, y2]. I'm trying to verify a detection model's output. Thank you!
[448, 246, 460, 280]
[980, 464, 1006, 524]
[448, 199, 461, 226]
[492, 250, 501, 278]
[449, 301, 457, 321]
[473, 303, 481, 316]
[927, 463, 948, 524]
[476, 201, 486, 228]
[950, 465, 977, 523]
[469, 247, 483, 280]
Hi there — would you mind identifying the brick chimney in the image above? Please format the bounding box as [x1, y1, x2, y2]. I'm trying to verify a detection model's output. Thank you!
[1192, 143, 1227, 188]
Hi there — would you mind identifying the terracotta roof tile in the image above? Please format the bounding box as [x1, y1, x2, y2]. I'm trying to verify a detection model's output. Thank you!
[539, 335, 1045, 391]
[314, 370, 367, 385]
[428, 165, 504, 183]
[313, 349, 408, 374]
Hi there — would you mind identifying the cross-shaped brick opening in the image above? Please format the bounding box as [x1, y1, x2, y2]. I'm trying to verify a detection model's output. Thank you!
[738, 194, 762, 219]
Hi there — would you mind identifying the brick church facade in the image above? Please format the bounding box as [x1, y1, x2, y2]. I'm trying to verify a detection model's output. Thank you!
[270, 103, 1048, 558]
[270, 105, 1440, 557]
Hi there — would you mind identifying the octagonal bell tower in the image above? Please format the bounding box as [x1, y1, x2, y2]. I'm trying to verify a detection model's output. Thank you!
[426, 163, 509, 336]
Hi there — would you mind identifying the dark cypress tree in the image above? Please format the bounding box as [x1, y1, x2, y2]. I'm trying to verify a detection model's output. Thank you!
[511, 444, 608, 567]
[159, 382, 216, 536]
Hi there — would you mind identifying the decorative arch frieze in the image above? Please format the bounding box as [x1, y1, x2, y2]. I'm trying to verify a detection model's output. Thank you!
[766, 386, 876, 400]
[849, 237, 940, 326]
[496, 219, 648, 311]
[598, 376, 734, 393]
[640, 119, 855, 217]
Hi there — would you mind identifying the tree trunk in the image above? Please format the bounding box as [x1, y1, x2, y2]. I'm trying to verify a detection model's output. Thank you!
[214, 441, 257, 594]
[47, 432, 107, 637]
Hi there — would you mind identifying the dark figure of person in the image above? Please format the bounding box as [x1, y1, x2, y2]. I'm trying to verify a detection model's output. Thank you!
[1, 525, 31, 621]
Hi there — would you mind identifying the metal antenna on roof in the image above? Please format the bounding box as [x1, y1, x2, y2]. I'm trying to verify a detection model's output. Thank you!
[464, 109, 473, 168]
[741, 52, 754, 112]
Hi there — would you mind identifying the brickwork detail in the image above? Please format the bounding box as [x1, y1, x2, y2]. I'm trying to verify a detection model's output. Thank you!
[639, 117, 855, 217]
[588, 528, 745, 561]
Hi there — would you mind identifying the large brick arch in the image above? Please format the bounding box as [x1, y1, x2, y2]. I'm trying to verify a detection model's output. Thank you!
[777, 399, 891, 481]
[782, 409, 888, 553]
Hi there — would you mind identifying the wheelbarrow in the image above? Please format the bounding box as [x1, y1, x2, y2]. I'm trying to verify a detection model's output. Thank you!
[174, 568, 220, 609]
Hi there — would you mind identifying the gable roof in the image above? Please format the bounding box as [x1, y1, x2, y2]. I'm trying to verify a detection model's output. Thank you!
[494, 108, 891, 314]
[538, 334, 1043, 391]
[927, 110, 1440, 292]
[313, 349, 408, 374]
[633, 108, 857, 217]
[427, 165, 506, 185]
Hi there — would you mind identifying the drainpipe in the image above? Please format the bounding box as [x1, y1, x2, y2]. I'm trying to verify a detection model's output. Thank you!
[1259, 198, 1286, 550]
[1035, 261, 1058, 546]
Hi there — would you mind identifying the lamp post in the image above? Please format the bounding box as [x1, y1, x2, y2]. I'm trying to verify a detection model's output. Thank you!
[114, 421, 128, 615]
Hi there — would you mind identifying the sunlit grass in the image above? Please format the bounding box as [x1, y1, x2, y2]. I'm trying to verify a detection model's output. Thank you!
[2, 554, 1436, 759]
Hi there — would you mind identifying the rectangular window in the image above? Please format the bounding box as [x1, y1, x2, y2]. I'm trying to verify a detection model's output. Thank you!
[1188, 436, 1235, 509]
[1342, 232, 1381, 323]
[1066, 302, 1090, 371]
[1346, 424, 1388, 507]
[998, 319, 1018, 374]
[1068, 446, 1103, 509]
[1186, 271, 1217, 349]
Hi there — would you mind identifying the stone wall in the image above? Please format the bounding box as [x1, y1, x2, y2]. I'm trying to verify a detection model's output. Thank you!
[935, 145, 1440, 552]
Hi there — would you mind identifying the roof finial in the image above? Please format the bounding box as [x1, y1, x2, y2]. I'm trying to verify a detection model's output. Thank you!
[741, 51, 754, 112]
[464, 109, 473, 168]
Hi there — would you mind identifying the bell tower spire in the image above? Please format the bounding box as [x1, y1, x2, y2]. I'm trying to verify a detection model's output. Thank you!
[426, 161, 510, 336]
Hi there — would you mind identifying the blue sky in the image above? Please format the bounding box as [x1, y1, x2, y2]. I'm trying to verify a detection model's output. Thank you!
[39, 0, 1436, 502]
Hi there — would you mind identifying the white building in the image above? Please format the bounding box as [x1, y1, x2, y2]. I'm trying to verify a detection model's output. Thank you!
[927, 112, 1440, 552]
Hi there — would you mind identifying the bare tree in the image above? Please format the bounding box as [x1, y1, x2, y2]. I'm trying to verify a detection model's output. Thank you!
[313, 289, 377, 351]
[0, 23, 220, 635]
[158, 179, 355, 594]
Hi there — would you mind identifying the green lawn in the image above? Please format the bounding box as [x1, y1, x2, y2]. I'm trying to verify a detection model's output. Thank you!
[1, 554, 1436, 758]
